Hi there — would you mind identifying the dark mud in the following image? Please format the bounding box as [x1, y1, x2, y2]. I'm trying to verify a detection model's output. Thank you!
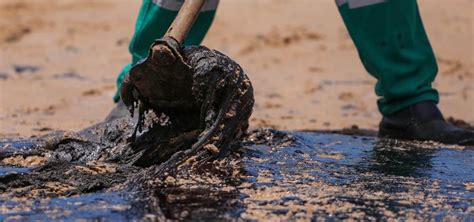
[239, 131, 473, 220]
[1, 129, 473, 221]
[119, 39, 254, 166]
[0, 41, 258, 220]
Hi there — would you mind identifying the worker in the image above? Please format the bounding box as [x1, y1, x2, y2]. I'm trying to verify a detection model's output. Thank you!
[113, 0, 474, 145]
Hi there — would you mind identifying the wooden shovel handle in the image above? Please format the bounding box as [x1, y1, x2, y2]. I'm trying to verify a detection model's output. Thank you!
[165, 0, 205, 44]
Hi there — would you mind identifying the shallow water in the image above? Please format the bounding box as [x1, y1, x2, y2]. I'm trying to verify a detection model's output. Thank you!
[1, 131, 473, 221]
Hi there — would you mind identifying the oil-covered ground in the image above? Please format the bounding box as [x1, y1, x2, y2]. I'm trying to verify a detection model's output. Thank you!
[0, 130, 473, 221]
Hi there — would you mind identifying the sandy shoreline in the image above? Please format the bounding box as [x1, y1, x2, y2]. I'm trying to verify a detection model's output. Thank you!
[0, 0, 473, 138]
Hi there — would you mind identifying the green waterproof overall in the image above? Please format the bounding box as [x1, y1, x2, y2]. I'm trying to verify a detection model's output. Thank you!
[114, 0, 439, 116]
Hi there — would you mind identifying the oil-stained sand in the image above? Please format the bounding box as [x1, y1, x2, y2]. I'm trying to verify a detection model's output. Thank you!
[1, 129, 473, 221]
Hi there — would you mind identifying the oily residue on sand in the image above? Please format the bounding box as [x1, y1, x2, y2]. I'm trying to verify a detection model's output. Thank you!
[1, 128, 473, 220]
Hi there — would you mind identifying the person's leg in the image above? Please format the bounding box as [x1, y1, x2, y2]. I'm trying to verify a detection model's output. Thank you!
[113, 0, 219, 102]
[336, 0, 474, 145]
[337, 0, 438, 115]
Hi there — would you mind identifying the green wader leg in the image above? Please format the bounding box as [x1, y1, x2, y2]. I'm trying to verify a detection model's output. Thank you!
[113, 0, 218, 102]
[337, 0, 439, 115]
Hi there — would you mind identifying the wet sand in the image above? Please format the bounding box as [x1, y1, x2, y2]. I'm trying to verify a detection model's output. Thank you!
[1, 130, 473, 220]
[1, 0, 473, 137]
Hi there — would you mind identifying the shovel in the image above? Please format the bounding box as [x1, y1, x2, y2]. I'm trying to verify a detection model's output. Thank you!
[119, 0, 254, 166]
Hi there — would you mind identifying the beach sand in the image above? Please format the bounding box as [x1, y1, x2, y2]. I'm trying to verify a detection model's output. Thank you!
[0, 0, 472, 137]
